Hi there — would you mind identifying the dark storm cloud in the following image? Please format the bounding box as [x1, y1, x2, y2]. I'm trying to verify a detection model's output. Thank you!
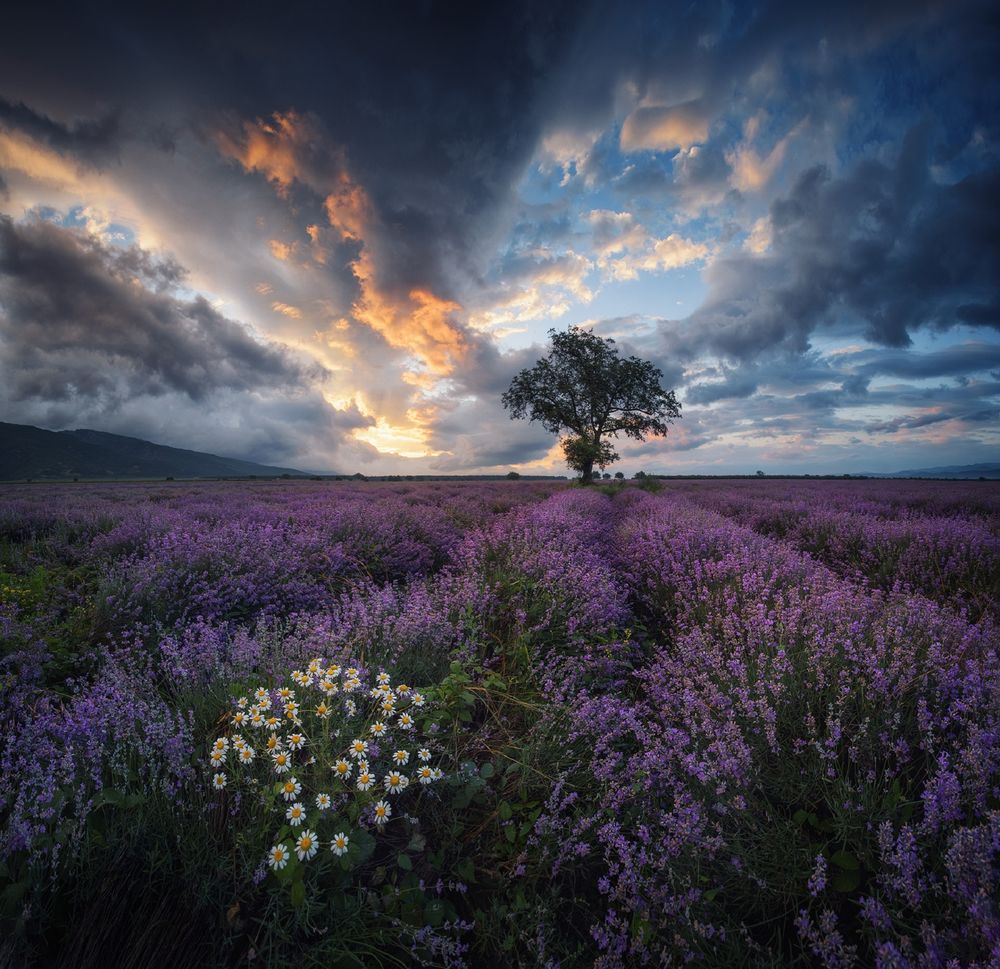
[850, 343, 1000, 379]
[0, 97, 121, 166]
[863, 409, 998, 434]
[664, 131, 1000, 364]
[3, 1, 985, 303]
[686, 370, 759, 404]
[0, 2, 590, 302]
[1, 1, 995, 347]
[1, 0, 998, 473]
[0, 215, 317, 404]
[680, 342, 1000, 407]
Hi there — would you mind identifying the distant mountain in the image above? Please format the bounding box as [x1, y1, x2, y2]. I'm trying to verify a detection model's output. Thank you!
[0, 422, 309, 480]
[860, 463, 1000, 479]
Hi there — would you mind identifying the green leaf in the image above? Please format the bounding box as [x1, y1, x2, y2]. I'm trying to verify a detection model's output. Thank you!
[290, 879, 306, 908]
[397, 852, 413, 871]
[792, 809, 809, 825]
[480, 762, 495, 780]
[830, 850, 859, 871]
[424, 898, 447, 927]
[831, 869, 861, 893]
[498, 801, 513, 821]
[351, 828, 376, 864]
[1, 880, 30, 919]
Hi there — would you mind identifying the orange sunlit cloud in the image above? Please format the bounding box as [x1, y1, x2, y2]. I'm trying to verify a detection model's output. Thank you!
[215, 110, 324, 195]
[350, 250, 466, 375]
[217, 112, 470, 381]
[324, 172, 372, 242]
[271, 301, 303, 319]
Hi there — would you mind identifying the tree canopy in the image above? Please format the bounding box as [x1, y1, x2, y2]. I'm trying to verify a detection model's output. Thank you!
[501, 325, 681, 481]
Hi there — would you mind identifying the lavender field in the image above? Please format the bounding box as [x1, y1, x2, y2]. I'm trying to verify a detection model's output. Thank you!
[1, 479, 998, 968]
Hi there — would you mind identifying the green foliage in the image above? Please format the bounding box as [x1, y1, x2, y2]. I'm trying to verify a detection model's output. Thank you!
[561, 435, 618, 480]
[502, 325, 681, 478]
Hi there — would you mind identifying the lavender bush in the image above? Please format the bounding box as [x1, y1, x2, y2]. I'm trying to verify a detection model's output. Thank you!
[0, 478, 996, 967]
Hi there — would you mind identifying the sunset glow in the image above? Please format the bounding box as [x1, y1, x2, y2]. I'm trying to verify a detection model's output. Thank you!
[0, 2, 996, 475]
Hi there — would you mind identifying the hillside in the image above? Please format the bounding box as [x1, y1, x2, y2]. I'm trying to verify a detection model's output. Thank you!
[0, 422, 308, 480]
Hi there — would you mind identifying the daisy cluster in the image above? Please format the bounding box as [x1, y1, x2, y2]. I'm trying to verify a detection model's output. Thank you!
[207, 659, 444, 872]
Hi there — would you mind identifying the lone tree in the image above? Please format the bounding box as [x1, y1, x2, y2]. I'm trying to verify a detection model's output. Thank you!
[502, 325, 681, 482]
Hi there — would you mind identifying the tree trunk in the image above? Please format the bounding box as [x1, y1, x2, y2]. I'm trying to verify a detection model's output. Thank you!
[581, 458, 594, 483]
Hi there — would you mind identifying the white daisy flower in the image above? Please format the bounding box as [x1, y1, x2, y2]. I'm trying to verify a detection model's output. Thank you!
[417, 766, 433, 785]
[286, 802, 306, 826]
[331, 831, 350, 856]
[383, 772, 408, 795]
[265, 733, 280, 752]
[349, 739, 369, 760]
[254, 687, 269, 704]
[232, 711, 247, 727]
[392, 750, 410, 766]
[209, 749, 226, 767]
[396, 683, 411, 696]
[296, 829, 318, 861]
[377, 672, 391, 685]
[238, 746, 255, 764]
[213, 737, 230, 752]
[356, 771, 374, 791]
[345, 667, 359, 679]
[357, 759, 370, 773]
[231, 734, 246, 750]
[344, 699, 357, 716]
[286, 733, 306, 750]
[315, 702, 332, 719]
[272, 751, 292, 774]
[370, 721, 387, 738]
[333, 759, 353, 780]
[372, 800, 391, 825]
[236, 696, 248, 709]
[410, 693, 426, 708]
[280, 778, 302, 801]
[212, 772, 228, 789]
[431, 768, 444, 781]
[268, 844, 289, 871]
[397, 713, 414, 731]
[417, 748, 431, 762]
[315, 793, 331, 811]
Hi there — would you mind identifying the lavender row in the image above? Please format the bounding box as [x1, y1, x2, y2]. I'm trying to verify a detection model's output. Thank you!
[673, 481, 1000, 620]
[534, 489, 1000, 967]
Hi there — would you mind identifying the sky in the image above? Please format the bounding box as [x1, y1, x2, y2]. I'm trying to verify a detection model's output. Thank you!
[0, 0, 998, 476]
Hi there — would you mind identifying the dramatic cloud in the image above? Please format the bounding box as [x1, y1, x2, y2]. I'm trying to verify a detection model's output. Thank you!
[0, 97, 120, 167]
[0, 0, 997, 473]
[661, 129, 1000, 365]
[620, 100, 712, 153]
[0, 215, 314, 404]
